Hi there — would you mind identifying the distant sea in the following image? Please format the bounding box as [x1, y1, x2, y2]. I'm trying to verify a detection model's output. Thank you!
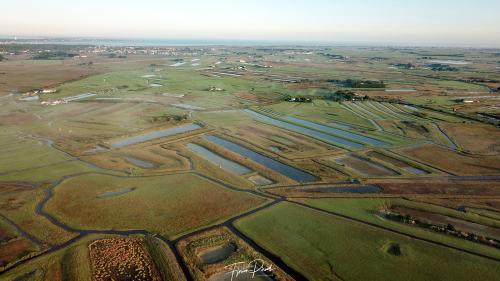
[0, 37, 329, 47]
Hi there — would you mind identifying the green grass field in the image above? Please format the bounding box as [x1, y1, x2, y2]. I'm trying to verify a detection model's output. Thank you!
[234, 202, 500, 281]
[301, 198, 500, 259]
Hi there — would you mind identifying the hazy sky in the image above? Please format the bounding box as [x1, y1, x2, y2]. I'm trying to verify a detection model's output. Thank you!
[2, 0, 500, 46]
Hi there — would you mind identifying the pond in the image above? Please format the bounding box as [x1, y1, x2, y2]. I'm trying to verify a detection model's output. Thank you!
[283, 115, 386, 146]
[123, 156, 156, 169]
[63, 93, 96, 102]
[403, 105, 418, 111]
[198, 243, 236, 264]
[187, 143, 251, 175]
[111, 123, 201, 148]
[429, 60, 471, 65]
[170, 62, 186, 67]
[204, 135, 317, 183]
[404, 166, 429, 175]
[243, 110, 365, 149]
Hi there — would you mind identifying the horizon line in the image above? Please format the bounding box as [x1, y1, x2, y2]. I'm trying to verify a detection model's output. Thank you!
[1, 35, 500, 49]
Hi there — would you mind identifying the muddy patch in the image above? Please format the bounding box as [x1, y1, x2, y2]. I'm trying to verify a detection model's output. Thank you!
[198, 243, 236, 264]
[97, 187, 136, 198]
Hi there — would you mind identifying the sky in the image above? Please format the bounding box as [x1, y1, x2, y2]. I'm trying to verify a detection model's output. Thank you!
[2, 0, 500, 46]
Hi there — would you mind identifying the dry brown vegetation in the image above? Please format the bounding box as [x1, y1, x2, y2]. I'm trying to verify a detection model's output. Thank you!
[413, 197, 500, 212]
[0, 239, 36, 268]
[370, 178, 500, 195]
[81, 145, 189, 174]
[234, 92, 273, 103]
[0, 55, 167, 94]
[398, 144, 500, 175]
[89, 237, 161, 281]
[440, 123, 500, 155]
[327, 155, 399, 177]
[293, 159, 347, 181]
[45, 173, 266, 238]
[0, 58, 101, 94]
[366, 150, 429, 173]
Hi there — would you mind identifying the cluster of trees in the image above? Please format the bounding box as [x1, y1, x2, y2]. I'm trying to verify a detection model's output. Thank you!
[319, 53, 347, 60]
[427, 63, 458, 71]
[322, 90, 365, 101]
[283, 95, 312, 103]
[370, 57, 389, 61]
[150, 114, 187, 123]
[106, 53, 127, 59]
[326, 79, 385, 88]
[392, 63, 415, 69]
[282, 90, 367, 103]
[383, 210, 499, 249]
[343, 79, 385, 88]
[32, 51, 78, 60]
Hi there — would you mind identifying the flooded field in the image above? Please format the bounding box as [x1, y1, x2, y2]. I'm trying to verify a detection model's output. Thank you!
[283, 115, 386, 146]
[335, 155, 399, 176]
[429, 60, 471, 65]
[204, 135, 317, 183]
[367, 151, 428, 175]
[110, 123, 201, 148]
[187, 143, 251, 175]
[63, 92, 96, 102]
[244, 109, 365, 149]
